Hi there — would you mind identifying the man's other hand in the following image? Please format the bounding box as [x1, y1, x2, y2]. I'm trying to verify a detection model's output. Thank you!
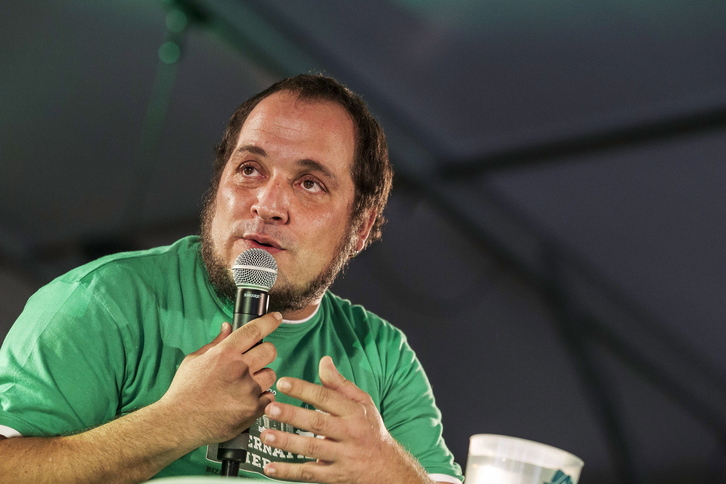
[259, 356, 434, 484]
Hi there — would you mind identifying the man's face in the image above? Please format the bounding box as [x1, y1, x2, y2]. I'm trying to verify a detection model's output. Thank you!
[202, 91, 370, 318]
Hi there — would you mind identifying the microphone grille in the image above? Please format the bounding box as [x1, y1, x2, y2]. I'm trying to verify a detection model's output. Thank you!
[232, 248, 278, 291]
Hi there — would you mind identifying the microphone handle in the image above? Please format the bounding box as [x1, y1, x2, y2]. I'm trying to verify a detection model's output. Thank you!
[232, 287, 269, 330]
[218, 286, 270, 476]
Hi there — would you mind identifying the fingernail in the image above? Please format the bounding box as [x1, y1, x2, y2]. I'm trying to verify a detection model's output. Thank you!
[272, 312, 283, 321]
[267, 404, 281, 418]
[262, 432, 275, 444]
[277, 378, 291, 391]
[265, 464, 276, 476]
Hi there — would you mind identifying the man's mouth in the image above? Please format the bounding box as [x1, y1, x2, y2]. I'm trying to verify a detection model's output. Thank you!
[253, 240, 275, 249]
[244, 234, 283, 252]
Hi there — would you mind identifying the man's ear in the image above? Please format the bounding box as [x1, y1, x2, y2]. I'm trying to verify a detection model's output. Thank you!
[353, 209, 377, 254]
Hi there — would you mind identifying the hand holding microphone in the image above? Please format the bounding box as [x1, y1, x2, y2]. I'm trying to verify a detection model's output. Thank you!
[157, 311, 280, 456]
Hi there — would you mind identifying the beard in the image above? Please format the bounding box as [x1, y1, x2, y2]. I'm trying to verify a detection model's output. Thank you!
[199, 196, 358, 315]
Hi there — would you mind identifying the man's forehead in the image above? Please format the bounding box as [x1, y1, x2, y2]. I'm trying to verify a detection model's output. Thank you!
[232, 92, 356, 171]
[242, 91, 355, 136]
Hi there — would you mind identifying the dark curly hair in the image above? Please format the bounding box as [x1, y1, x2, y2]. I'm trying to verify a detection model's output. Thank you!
[203, 74, 393, 249]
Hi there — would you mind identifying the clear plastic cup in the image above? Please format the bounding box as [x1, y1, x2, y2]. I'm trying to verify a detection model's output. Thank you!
[465, 434, 584, 484]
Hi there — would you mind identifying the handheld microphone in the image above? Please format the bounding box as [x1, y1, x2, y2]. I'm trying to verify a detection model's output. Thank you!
[218, 248, 278, 477]
[230, 248, 278, 330]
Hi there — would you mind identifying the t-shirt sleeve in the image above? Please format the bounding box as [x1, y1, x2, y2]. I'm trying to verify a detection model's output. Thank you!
[0, 280, 127, 437]
[377, 325, 464, 482]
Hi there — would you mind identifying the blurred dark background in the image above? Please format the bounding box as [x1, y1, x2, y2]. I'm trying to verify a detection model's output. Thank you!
[2, 1, 726, 482]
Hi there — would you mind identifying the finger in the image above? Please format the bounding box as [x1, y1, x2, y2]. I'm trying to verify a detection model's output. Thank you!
[191, 322, 232, 356]
[258, 390, 276, 409]
[242, 341, 278, 373]
[264, 459, 333, 483]
[264, 402, 346, 441]
[260, 428, 336, 461]
[275, 377, 358, 417]
[253, 367, 278, 396]
[231, 389, 278, 437]
[223, 312, 282, 352]
[319, 356, 371, 405]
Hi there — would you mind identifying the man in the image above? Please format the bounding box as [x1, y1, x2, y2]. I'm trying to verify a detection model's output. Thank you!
[0, 75, 462, 483]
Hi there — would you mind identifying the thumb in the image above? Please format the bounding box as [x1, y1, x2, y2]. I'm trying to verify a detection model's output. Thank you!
[193, 322, 232, 356]
[319, 356, 368, 403]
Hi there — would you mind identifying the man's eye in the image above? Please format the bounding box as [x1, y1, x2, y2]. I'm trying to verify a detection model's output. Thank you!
[240, 164, 258, 176]
[301, 178, 323, 193]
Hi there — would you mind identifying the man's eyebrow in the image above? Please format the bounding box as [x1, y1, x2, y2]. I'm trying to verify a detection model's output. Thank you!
[234, 144, 267, 157]
[232, 145, 339, 185]
[297, 158, 337, 183]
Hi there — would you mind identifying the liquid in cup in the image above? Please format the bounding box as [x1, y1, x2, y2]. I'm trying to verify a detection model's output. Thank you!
[465, 434, 583, 484]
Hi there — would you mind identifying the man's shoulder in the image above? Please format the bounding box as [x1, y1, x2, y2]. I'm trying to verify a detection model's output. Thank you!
[322, 291, 382, 321]
[58, 236, 202, 286]
[24, 236, 205, 313]
[322, 292, 403, 339]
[14, 236, 207, 335]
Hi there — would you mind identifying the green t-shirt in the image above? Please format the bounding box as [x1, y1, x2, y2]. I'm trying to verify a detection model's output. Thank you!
[0, 236, 462, 482]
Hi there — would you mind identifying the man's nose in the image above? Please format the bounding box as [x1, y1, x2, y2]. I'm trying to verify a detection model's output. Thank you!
[251, 179, 290, 224]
